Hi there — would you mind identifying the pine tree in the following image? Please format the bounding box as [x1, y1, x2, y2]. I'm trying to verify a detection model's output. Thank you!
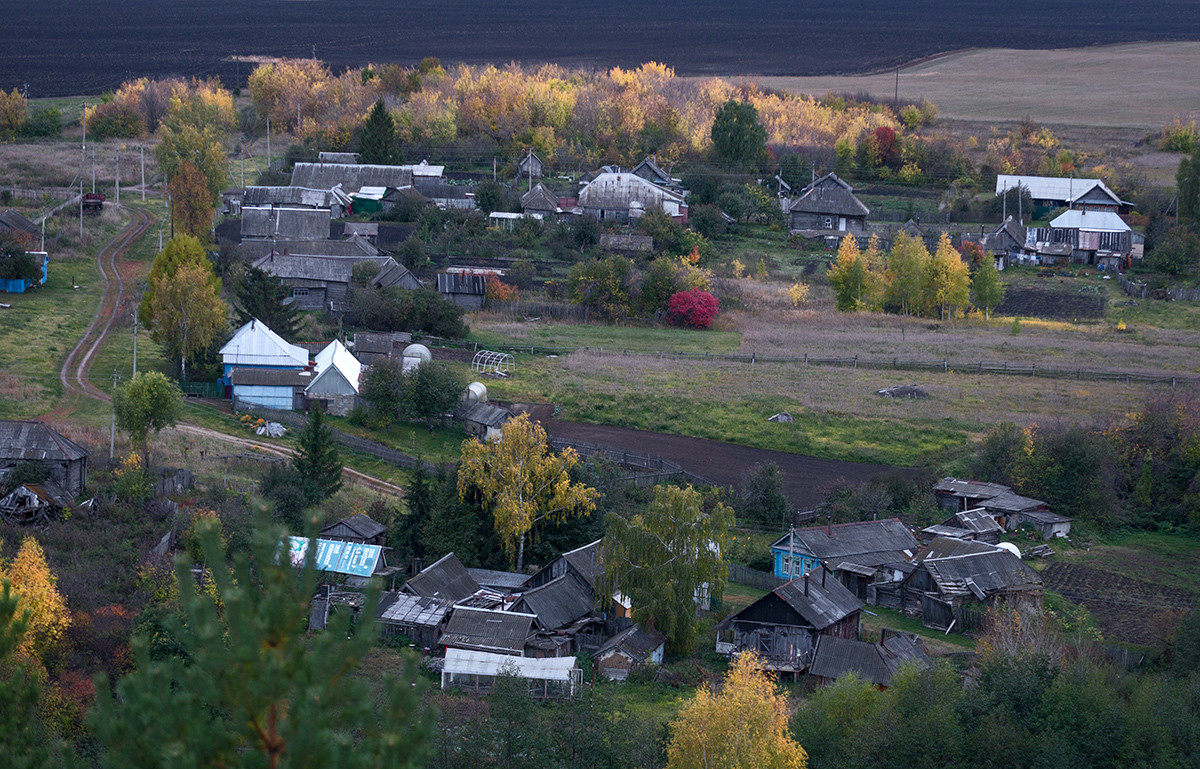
[89, 522, 433, 769]
[235, 266, 300, 338]
[292, 405, 343, 503]
[358, 99, 400, 165]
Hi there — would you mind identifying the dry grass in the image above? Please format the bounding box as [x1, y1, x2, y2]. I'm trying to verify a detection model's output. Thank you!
[757, 42, 1200, 129]
[0, 139, 162, 191]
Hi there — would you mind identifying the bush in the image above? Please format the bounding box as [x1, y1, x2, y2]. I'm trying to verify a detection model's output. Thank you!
[666, 289, 719, 329]
[690, 204, 727, 240]
[347, 286, 468, 338]
[86, 101, 145, 139]
[23, 107, 61, 138]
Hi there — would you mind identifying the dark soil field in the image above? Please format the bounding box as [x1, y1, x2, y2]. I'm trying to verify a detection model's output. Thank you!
[544, 419, 910, 511]
[1043, 561, 1195, 646]
[7, 0, 1200, 97]
[995, 285, 1107, 321]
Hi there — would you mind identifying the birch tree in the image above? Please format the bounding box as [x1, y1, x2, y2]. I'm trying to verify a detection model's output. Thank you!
[666, 650, 808, 769]
[147, 259, 227, 381]
[971, 256, 1005, 319]
[0, 537, 70, 665]
[827, 234, 866, 312]
[601, 484, 732, 655]
[886, 231, 930, 316]
[458, 413, 598, 572]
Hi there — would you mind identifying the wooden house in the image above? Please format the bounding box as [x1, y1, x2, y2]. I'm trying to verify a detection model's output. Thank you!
[770, 519, 919, 600]
[520, 182, 563, 218]
[305, 339, 362, 416]
[920, 508, 1003, 545]
[438, 606, 535, 656]
[807, 629, 931, 688]
[527, 540, 604, 593]
[631, 157, 684, 193]
[436, 271, 488, 309]
[995, 174, 1131, 216]
[376, 592, 453, 651]
[241, 207, 332, 242]
[252, 252, 419, 313]
[982, 216, 1031, 268]
[0, 420, 88, 497]
[594, 624, 666, 681]
[715, 568, 862, 674]
[290, 162, 414, 194]
[351, 331, 413, 364]
[229, 367, 311, 411]
[932, 478, 1069, 539]
[320, 512, 387, 546]
[403, 552, 481, 604]
[219, 319, 310, 395]
[788, 173, 869, 234]
[239, 235, 382, 262]
[1045, 209, 1132, 268]
[516, 149, 544, 179]
[243, 186, 352, 218]
[510, 574, 596, 633]
[902, 537, 1042, 630]
[576, 171, 688, 223]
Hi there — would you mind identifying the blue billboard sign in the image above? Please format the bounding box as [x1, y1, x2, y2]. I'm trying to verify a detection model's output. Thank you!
[287, 537, 382, 577]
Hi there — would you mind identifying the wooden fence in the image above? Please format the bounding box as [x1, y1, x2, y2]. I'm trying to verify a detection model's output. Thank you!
[549, 437, 719, 488]
[1115, 271, 1200, 302]
[727, 563, 787, 591]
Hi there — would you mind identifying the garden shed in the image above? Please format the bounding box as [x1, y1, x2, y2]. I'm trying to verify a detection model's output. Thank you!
[0, 420, 89, 496]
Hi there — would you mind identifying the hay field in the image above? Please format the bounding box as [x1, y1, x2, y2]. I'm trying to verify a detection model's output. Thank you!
[756, 42, 1200, 129]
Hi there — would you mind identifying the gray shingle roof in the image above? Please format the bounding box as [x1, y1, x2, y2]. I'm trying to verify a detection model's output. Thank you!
[291, 163, 414, 193]
[438, 607, 534, 654]
[512, 574, 595, 630]
[597, 623, 666, 664]
[457, 403, 514, 428]
[252, 253, 401, 285]
[240, 237, 382, 261]
[0, 421, 88, 463]
[466, 568, 530, 592]
[809, 632, 931, 686]
[917, 536, 998, 561]
[404, 552, 480, 603]
[921, 541, 1042, 598]
[562, 540, 604, 589]
[790, 173, 869, 217]
[0, 210, 39, 239]
[242, 207, 332, 241]
[774, 519, 919, 568]
[229, 368, 312, 387]
[773, 568, 863, 630]
[321, 513, 387, 541]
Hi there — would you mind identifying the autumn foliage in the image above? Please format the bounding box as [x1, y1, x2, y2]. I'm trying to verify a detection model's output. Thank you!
[0, 536, 70, 664]
[666, 288, 720, 329]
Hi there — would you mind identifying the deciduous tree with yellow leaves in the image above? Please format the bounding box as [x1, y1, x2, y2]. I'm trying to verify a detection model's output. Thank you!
[666, 650, 808, 769]
[458, 413, 598, 572]
[923, 232, 972, 320]
[0, 537, 69, 665]
[827, 235, 867, 312]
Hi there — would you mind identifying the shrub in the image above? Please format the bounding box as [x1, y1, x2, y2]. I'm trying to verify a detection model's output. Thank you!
[23, 107, 61, 138]
[666, 289, 719, 329]
[85, 100, 146, 139]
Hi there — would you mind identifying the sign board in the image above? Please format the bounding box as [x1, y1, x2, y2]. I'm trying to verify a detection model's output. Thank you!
[287, 537, 381, 577]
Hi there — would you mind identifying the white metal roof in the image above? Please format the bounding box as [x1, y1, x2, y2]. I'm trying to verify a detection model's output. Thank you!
[405, 160, 444, 177]
[220, 319, 309, 368]
[353, 186, 389, 200]
[442, 648, 578, 681]
[307, 339, 362, 394]
[994, 174, 1116, 204]
[1049, 210, 1130, 232]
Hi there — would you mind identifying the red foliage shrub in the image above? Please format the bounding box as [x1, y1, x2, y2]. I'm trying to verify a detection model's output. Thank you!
[666, 289, 720, 329]
[871, 126, 898, 167]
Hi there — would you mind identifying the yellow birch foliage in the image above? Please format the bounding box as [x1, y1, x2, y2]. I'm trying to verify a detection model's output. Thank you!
[0, 87, 27, 136]
[148, 260, 228, 381]
[860, 233, 890, 311]
[924, 231, 971, 320]
[0, 536, 70, 662]
[667, 650, 808, 769]
[458, 413, 599, 571]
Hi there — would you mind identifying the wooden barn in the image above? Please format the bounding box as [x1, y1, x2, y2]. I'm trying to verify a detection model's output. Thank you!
[319, 512, 386, 547]
[594, 624, 666, 681]
[902, 537, 1043, 631]
[516, 149, 544, 179]
[0, 420, 89, 497]
[715, 568, 862, 675]
[438, 606, 535, 656]
[403, 552, 481, 604]
[376, 592, 454, 651]
[788, 173, 869, 234]
[807, 629, 931, 688]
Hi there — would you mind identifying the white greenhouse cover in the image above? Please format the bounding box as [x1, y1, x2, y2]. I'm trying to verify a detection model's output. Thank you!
[442, 649, 578, 681]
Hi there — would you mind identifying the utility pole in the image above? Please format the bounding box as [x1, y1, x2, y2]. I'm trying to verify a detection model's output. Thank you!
[110, 369, 118, 460]
[115, 149, 120, 205]
[1018, 182, 1022, 224]
[788, 524, 796, 579]
[158, 226, 163, 251]
[267, 116, 271, 172]
[132, 307, 139, 377]
[91, 150, 96, 193]
[140, 144, 145, 202]
[241, 147, 245, 188]
[81, 101, 86, 168]
[79, 179, 83, 240]
[894, 67, 899, 104]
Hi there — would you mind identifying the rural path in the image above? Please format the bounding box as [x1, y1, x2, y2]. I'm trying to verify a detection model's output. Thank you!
[45, 205, 406, 499]
[544, 419, 911, 511]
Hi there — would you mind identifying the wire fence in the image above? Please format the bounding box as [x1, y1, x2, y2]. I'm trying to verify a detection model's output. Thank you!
[434, 340, 1200, 388]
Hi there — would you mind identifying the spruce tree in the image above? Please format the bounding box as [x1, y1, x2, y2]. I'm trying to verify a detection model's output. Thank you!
[235, 265, 300, 337]
[293, 405, 343, 502]
[89, 522, 432, 769]
[358, 99, 400, 166]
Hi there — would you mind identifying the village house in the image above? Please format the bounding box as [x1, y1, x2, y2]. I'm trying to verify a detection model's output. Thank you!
[376, 592, 454, 651]
[995, 174, 1131, 217]
[520, 182, 563, 218]
[509, 574, 597, 635]
[0, 420, 89, 497]
[576, 170, 688, 223]
[251, 252, 420, 313]
[219, 319, 310, 397]
[920, 508, 1004, 545]
[304, 339, 362, 416]
[594, 624, 667, 681]
[631, 156, 685, 193]
[438, 606, 536, 656]
[228, 368, 310, 411]
[290, 162, 415, 195]
[788, 173, 870, 234]
[239, 234, 383, 262]
[715, 568, 863, 675]
[403, 552, 481, 603]
[982, 215, 1033, 268]
[319, 512, 387, 547]
[933, 478, 1071, 539]
[516, 148, 544, 179]
[243, 186, 352, 218]
[807, 629, 932, 688]
[241, 206, 332, 242]
[1042, 209, 1133, 269]
[902, 537, 1043, 630]
[436, 269, 490, 309]
[769, 519, 919, 600]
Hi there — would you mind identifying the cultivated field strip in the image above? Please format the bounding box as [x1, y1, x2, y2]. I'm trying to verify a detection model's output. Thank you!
[436, 341, 1200, 388]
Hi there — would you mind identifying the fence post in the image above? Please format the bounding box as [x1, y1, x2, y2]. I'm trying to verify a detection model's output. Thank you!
[944, 359, 948, 373]
[752, 353, 756, 364]
[805, 353, 808, 366]
[1031, 363, 1035, 377]
[853, 355, 857, 369]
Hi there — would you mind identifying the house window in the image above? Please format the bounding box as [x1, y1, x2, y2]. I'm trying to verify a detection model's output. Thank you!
[292, 288, 309, 297]
[824, 217, 833, 229]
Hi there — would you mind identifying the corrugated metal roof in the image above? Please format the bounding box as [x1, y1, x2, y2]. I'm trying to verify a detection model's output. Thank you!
[918, 536, 999, 561]
[809, 632, 931, 686]
[577, 172, 685, 211]
[443, 648, 577, 680]
[291, 163, 414, 193]
[252, 253, 398, 284]
[240, 237, 382, 261]
[309, 339, 362, 395]
[949, 508, 1002, 533]
[242, 206, 332, 241]
[319, 151, 359, 164]
[243, 186, 345, 209]
[512, 574, 595, 630]
[321, 512, 386, 541]
[377, 592, 453, 627]
[0, 420, 88, 462]
[773, 568, 863, 629]
[1018, 509, 1073, 524]
[220, 319, 309, 368]
[439, 607, 534, 654]
[1049, 210, 1130, 232]
[467, 568, 530, 591]
[995, 174, 1127, 206]
[457, 402, 514, 428]
[773, 519, 918, 567]
[404, 552, 480, 602]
